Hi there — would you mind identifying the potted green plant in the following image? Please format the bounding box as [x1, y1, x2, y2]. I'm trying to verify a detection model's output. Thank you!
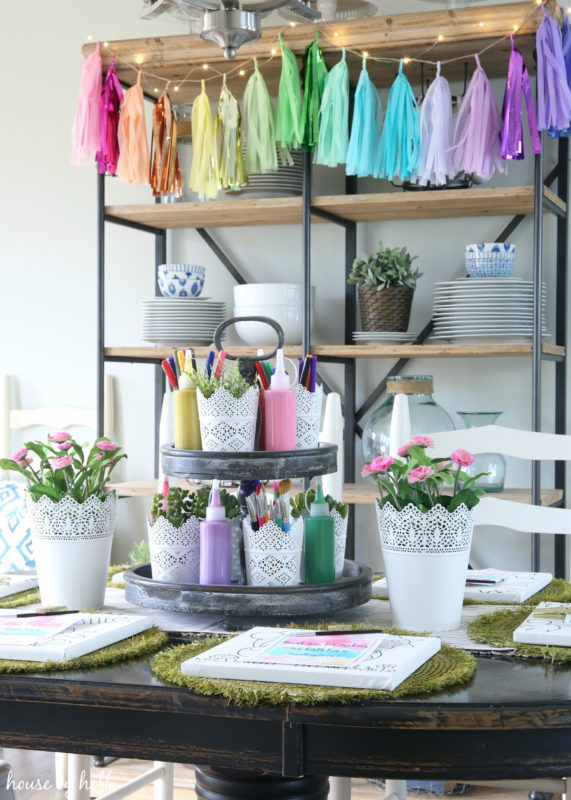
[347, 241, 422, 332]
[0, 433, 126, 609]
[148, 486, 240, 584]
[362, 436, 486, 631]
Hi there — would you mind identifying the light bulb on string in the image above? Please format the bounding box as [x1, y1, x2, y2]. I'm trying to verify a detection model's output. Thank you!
[438, 34, 444, 41]
[136, 55, 144, 64]
[103, 42, 109, 47]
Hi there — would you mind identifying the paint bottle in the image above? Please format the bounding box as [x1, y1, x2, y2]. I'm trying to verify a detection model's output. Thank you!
[199, 479, 232, 585]
[264, 348, 297, 451]
[304, 483, 335, 585]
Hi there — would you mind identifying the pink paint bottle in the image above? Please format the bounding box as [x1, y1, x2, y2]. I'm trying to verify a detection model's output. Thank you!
[264, 348, 297, 451]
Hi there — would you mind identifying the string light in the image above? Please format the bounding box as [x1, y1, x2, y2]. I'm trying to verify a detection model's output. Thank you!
[239, 69, 246, 76]
[271, 48, 277, 54]
[136, 55, 144, 64]
[333, 31, 339, 36]
[438, 34, 444, 40]
[202, 63, 209, 70]
[103, 42, 109, 47]
[513, 24, 519, 30]
[363, 50, 369, 57]
[154, 87, 159, 93]
[479, 21, 484, 26]
[403, 57, 411, 64]
[87, 35, 93, 41]
[289, 21, 296, 26]
[174, 85, 180, 91]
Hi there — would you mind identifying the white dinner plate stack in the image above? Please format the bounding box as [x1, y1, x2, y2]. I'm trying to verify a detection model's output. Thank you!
[431, 278, 549, 342]
[225, 149, 304, 198]
[141, 298, 226, 346]
[353, 331, 419, 345]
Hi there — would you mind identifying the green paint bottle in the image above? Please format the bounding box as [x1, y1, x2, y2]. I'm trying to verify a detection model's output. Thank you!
[304, 483, 335, 585]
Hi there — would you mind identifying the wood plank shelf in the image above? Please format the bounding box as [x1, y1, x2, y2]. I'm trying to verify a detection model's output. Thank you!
[105, 343, 565, 361]
[85, 2, 541, 100]
[105, 186, 565, 231]
[109, 478, 564, 508]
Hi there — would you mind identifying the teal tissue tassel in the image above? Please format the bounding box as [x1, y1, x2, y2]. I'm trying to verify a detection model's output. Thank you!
[315, 49, 349, 167]
[346, 57, 382, 177]
[374, 60, 420, 181]
[301, 32, 328, 152]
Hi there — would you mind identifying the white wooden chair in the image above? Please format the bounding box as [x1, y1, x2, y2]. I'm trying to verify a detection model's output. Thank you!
[0, 374, 174, 800]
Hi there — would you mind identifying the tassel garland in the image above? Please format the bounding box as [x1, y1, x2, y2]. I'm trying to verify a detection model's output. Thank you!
[116, 72, 150, 186]
[189, 81, 218, 200]
[452, 54, 503, 181]
[275, 33, 303, 157]
[301, 33, 328, 152]
[414, 62, 453, 186]
[557, 13, 571, 136]
[72, 41, 102, 166]
[536, 5, 571, 135]
[243, 58, 277, 174]
[374, 60, 420, 181]
[216, 75, 247, 190]
[315, 49, 349, 167]
[346, 57, 382, 177]
[149, 87, 182, 198]
[96, 56, 123, 175]
[501, 34, 541, 160]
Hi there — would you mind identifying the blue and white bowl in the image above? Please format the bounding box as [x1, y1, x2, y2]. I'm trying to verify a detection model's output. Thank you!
[464, 243, 516, 278]
[157, 264, 206, 298]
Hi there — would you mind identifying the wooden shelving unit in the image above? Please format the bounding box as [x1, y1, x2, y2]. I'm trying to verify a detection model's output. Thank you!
[106, 186, 565, 230]
[105, 343, 565, 361]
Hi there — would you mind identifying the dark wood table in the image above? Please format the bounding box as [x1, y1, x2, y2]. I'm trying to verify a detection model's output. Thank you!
[2, 648, 571, 799]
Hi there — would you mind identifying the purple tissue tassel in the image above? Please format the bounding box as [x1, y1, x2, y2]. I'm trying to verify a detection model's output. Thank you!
[536, 5, 571, 136]
[97, 56, 123, 175]
[501, 34, 541, 160]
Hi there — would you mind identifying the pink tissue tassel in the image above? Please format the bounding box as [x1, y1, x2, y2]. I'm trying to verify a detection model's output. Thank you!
[416, 62, 454, 186]
[452, 54, 504, 181]
[97, 56, 124, 175]
[501, 34, 541, 160]
[536, 5, 571, 132]
[71, 41, 102, 166]
[116, 72, 150, 185]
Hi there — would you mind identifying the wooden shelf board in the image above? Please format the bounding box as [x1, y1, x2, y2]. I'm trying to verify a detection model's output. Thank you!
[105, 186, 565, 230]
[110, 479, 563, 508]
[105, 343, 565, 361]
[85, 3, 540, 100]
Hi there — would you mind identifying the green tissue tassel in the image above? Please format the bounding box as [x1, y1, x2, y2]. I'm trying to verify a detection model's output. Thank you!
[315, 48, 349, 166]
[216, 75, 247, 190]
[243, 57, 277, 174]
[301, 32, 328, 152]
[275, 33, 302, 162]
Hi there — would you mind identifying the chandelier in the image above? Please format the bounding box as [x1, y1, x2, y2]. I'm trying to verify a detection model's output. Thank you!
[141, 0, 320, 59]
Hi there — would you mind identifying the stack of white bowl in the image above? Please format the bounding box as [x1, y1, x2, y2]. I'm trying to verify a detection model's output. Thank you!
[233, 284, 315, 345]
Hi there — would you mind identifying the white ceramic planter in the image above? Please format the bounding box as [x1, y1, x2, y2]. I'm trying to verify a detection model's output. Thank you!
[26, 493, 116, 610]
[376, 501, 474, 632]
[148, 515, 201, 584]
[296, 384, 323, 449]
[243, 517, 304, 587]
[196, 386, 259, 452]
[331, 508, 348, 580]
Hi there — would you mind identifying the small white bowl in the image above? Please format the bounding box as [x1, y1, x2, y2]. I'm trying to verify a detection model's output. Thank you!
[158, 264, 206, 298]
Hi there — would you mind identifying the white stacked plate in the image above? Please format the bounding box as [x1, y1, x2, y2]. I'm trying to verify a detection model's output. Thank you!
[225, 149, 304, 198]
[141, 298, 226, 346]
[353, 331, 419, 345]
[432, 278, 549, 342]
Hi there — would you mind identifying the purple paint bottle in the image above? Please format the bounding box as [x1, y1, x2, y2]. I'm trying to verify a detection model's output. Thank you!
[199, 479, 232, 585]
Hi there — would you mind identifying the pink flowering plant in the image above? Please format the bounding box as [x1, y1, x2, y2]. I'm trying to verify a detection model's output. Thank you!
[0, 433, 126, 504]
[362, 435, 486, 513]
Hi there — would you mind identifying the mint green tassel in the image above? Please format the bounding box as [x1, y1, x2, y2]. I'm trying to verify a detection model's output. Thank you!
[374, 60, 420, 181]
[315, 49, 349, 167]
[216, 75, 247, 190]
[301, 32, 328, 152]
[275, 33, 302, 157]
[243, 57, 277, 173]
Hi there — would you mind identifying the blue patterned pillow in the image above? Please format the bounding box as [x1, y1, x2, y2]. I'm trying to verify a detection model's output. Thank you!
[0, 481, 34, 570]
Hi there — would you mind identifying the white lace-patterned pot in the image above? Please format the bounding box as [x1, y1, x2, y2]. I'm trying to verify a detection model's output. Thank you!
[148, 516, 200, 584]
[196, 386, 259, 452]
[296, 383, 323, 449]
[331, 508, 348, 580]
[375, 500, 474, 632]
[243, 517, 304, 587]
[26, 493, 116, 610]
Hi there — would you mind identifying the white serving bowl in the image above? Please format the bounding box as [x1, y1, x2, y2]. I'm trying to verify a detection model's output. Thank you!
[234, 283, 315, 307]
[233, 305, 311, 345]
[158, 264, 206, 298]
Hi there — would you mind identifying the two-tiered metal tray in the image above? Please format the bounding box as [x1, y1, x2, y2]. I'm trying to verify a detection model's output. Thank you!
[123, 443, 373, 617]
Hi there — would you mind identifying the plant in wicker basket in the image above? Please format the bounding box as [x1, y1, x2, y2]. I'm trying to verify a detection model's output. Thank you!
[347, 241, 422, 332]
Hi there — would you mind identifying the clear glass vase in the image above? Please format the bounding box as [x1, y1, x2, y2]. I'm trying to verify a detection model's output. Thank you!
[362, 375, 455, 462]
[456, 411, 506, 493]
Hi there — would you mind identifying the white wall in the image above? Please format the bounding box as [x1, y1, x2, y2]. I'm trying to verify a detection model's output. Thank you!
[1, 0, 568, 571]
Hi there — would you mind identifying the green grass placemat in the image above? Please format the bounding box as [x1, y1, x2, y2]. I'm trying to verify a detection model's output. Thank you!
[0, 589, 41, 609]
[151, 630, 476, 707]
[0, 626, 168, 675]
[107, 564, 129, 589]
[372, 578, 571, 607]
[468, 607, 571, 663]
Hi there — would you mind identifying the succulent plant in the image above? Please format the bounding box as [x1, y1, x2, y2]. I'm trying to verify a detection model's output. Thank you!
[290, 489, 349, 519]
[150, 486, 241, 528]
[347, 241, 422, 291]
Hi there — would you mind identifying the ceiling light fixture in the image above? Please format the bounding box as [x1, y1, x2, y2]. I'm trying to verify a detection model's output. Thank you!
[141, 0, 320, 59]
